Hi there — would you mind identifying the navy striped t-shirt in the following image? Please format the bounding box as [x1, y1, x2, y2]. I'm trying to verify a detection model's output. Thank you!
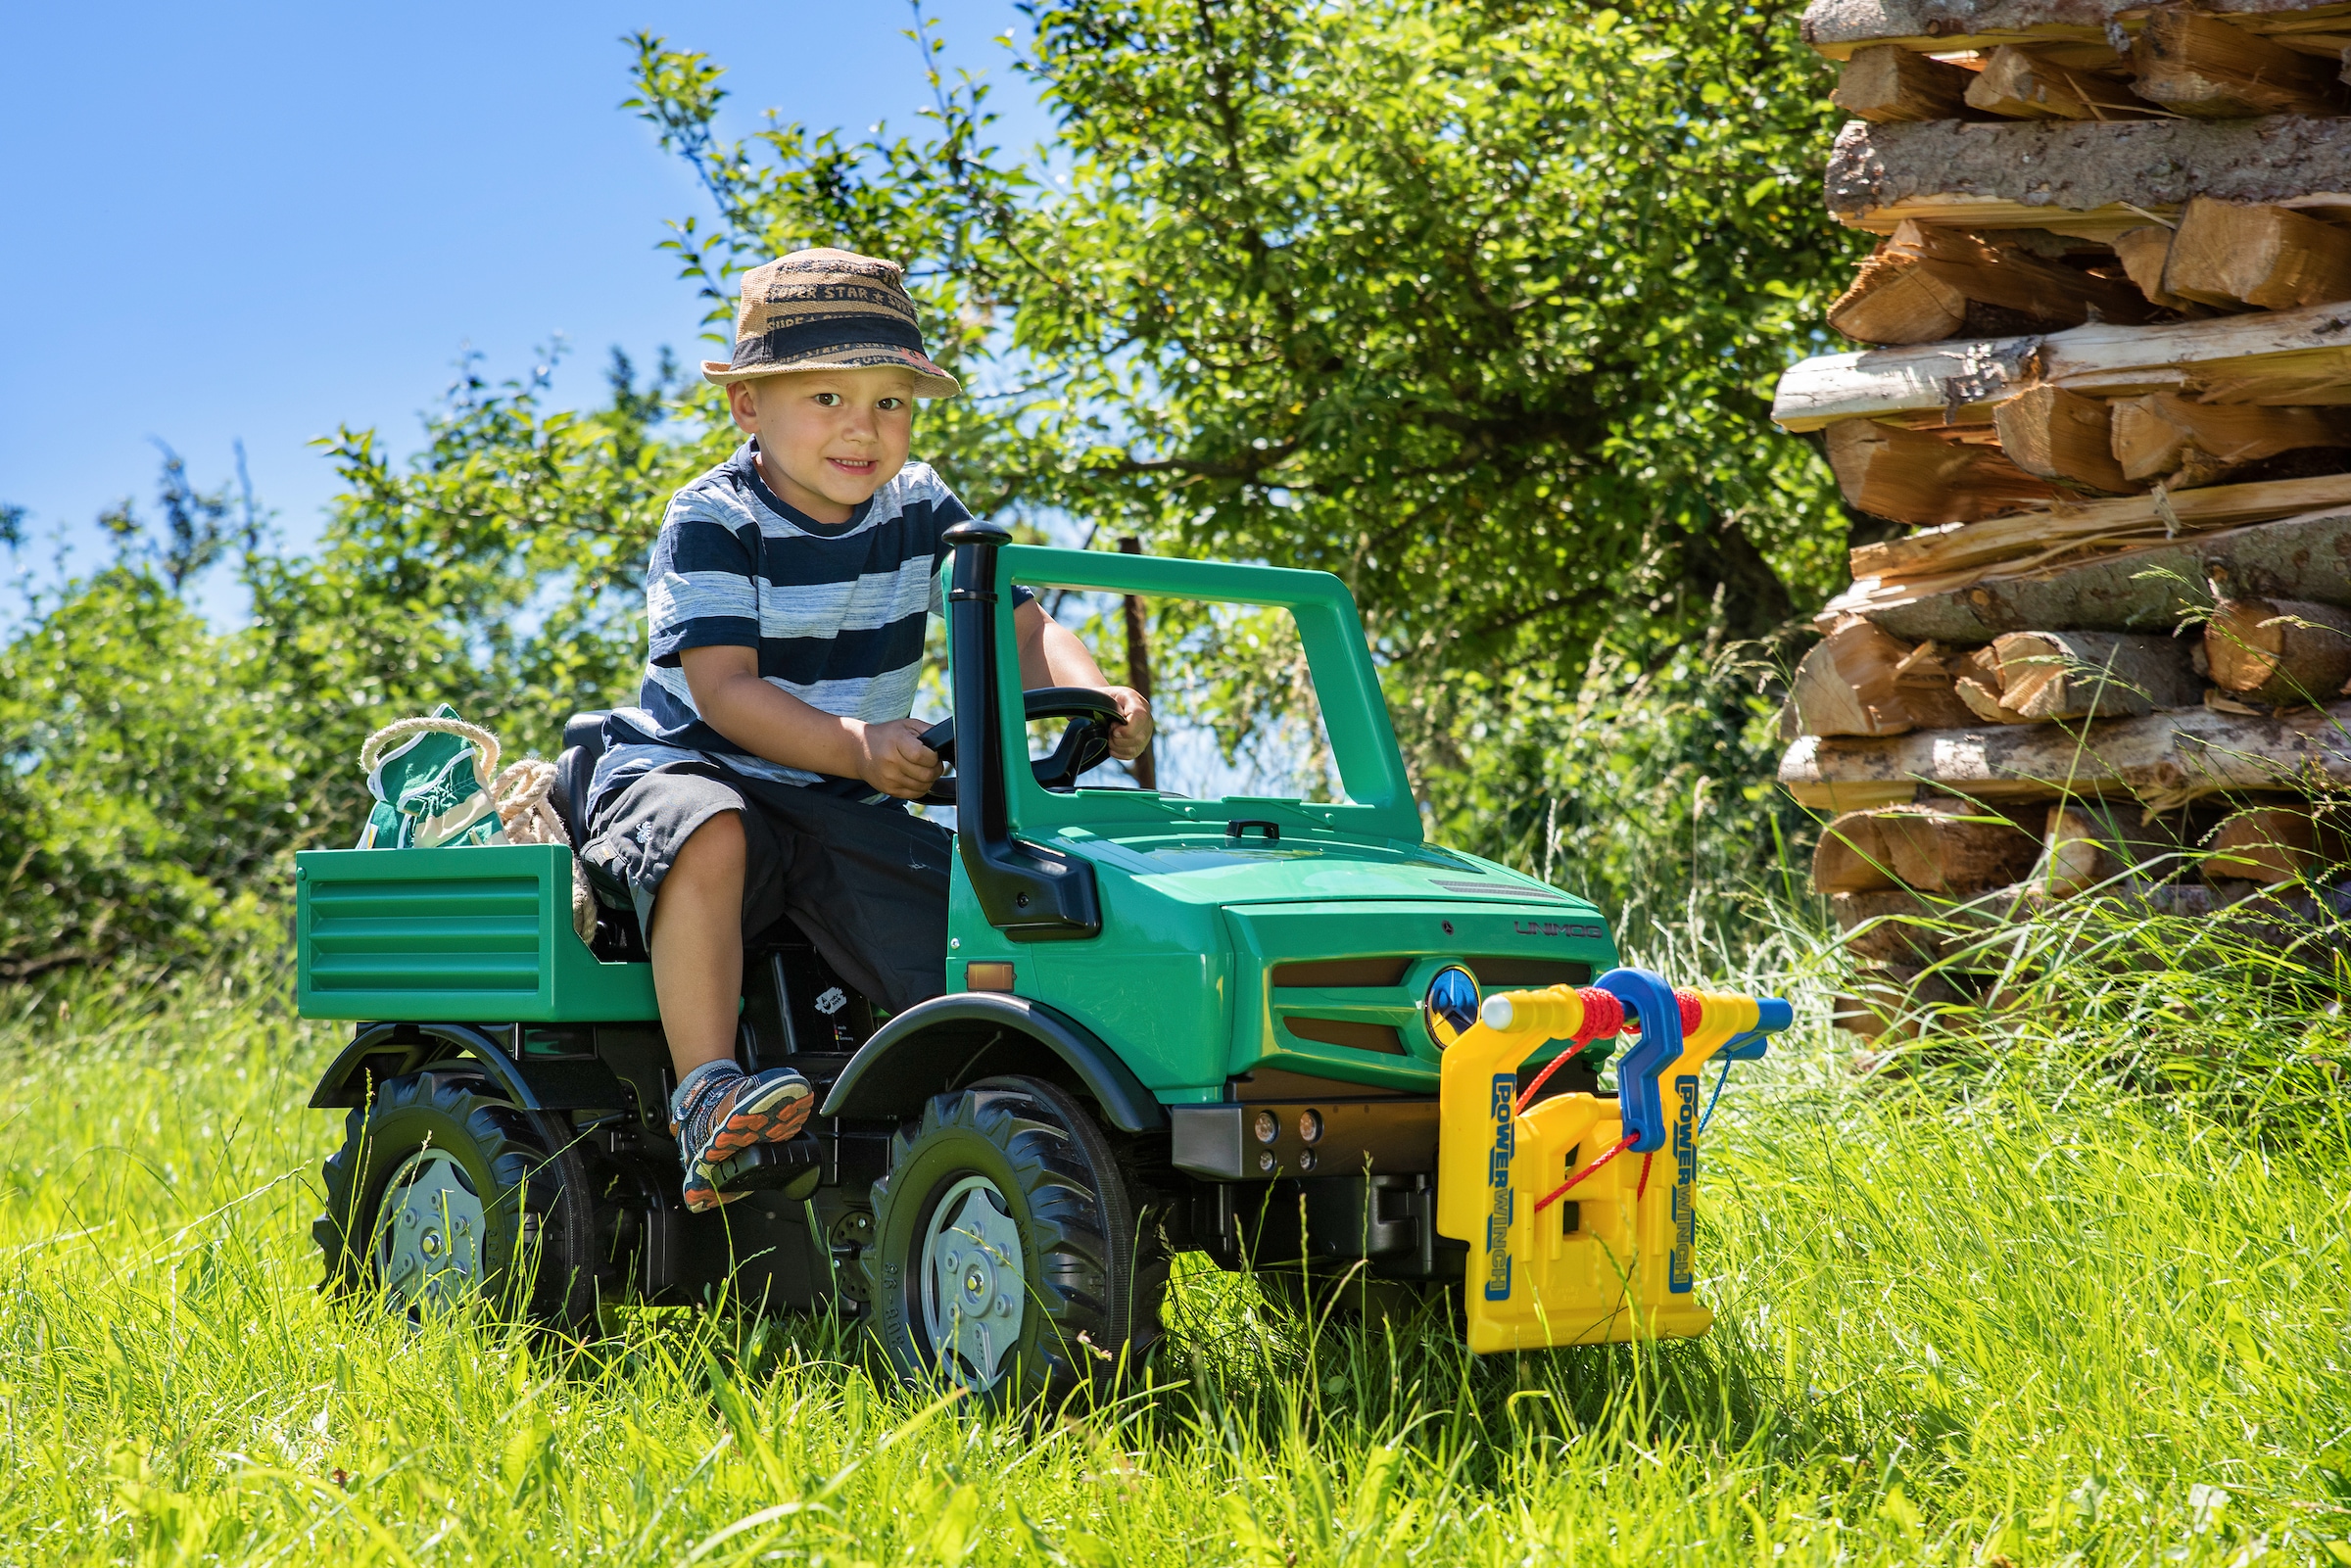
[591, 440, 1029, 805]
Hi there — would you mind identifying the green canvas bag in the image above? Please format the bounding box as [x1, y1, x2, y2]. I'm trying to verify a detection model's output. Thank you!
[356, 705, 508, 850]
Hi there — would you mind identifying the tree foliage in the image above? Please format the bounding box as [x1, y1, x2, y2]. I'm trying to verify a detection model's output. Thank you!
[2, 2, 1855, 973]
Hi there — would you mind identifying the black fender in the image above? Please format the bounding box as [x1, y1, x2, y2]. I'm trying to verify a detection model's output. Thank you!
[817, 993, 1166, 1133]
[310, 1022, 627, 1115]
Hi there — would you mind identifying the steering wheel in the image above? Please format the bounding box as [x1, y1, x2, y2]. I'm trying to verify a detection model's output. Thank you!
[917, 687, 1124, 806]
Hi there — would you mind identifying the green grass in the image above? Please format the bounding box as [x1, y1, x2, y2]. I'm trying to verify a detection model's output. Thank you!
[1, 942, 2346, 1567]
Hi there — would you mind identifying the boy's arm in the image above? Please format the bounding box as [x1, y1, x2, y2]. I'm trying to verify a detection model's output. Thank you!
[680, 645, 942, 799]
[1013, 599, 1155, 762]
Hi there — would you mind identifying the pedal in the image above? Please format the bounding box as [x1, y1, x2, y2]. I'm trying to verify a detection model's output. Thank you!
[707, 1135, 824, 1198]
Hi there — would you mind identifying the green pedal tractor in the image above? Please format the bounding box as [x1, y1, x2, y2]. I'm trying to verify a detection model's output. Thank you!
[300, 524, 1791, 1394]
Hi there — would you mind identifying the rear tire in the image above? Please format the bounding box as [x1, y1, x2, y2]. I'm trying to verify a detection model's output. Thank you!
[860, 1075, 1165, 1402]
[314, 1070, 611, 1331]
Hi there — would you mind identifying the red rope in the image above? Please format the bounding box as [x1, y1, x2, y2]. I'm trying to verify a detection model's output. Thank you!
[1635, 1150, 1655, 1201]
[1531, 1131, 1637, 1213]
[1512, 988, 1627, 1114]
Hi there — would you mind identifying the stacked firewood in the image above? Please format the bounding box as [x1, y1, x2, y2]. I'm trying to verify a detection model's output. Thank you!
[1779, 0, 2351, 1038]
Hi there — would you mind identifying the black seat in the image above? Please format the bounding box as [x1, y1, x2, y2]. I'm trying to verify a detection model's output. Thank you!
[551, 710, 609, 853]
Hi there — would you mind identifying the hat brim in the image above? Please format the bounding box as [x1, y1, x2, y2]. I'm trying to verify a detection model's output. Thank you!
[701, 345, 960, 399]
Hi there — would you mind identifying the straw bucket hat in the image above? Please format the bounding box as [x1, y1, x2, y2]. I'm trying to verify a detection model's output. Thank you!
[700, 248, 960, 398]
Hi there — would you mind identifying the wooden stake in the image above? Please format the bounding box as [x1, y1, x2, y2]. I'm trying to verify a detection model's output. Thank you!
[2205, 595, 2351, 706]
[1117, 536, 1157, 791]
[2159, 197, 2351, 312]
[2130, 11, 2345, 119]
[1964, 46, 2158, 120]
[1831, 44, 1976, 123]
[1828, 221, 2153, 346]
[2107, 392, 2351, 487]
[1826, 417, 2060, 527]
[2203, 804, 2351, 884]
[1991, 385, 2134, 494]
[1991, 630, 2202, 721]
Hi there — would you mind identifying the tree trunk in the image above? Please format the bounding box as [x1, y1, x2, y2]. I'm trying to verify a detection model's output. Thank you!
[1779, 698, 2351, 811]
[2204, 595, 2351, 705]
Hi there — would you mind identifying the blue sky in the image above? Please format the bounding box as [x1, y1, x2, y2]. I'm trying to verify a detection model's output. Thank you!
[0, 1, 1047, 615]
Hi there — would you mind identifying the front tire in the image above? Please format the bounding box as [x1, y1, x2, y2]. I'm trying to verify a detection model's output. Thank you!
[860, 1075, 1164, 1402]
[314, 1070, 610, 1330]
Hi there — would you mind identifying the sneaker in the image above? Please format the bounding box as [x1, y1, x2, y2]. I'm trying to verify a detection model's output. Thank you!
[673, 1066, 815, 1213]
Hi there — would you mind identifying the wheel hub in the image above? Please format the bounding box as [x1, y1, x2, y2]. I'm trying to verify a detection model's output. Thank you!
[919, 1175, 1025, 1388]
[375, 1148, 485, 1319]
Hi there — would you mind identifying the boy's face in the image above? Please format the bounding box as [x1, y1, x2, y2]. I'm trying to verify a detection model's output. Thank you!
[728, 367, 919, 523]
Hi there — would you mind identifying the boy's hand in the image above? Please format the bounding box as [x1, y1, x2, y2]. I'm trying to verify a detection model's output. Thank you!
[855, 717, 944, 799]
[1100, 687, 1154, 761]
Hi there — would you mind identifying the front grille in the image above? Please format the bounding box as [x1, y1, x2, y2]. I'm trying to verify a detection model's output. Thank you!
[1271, 957, 1412, 988]
[1465, 956, 1592, 988]
[1280, 1017, 1407, 1055]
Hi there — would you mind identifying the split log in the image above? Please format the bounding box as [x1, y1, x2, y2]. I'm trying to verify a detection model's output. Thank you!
[1965, 45, 2158, 119]
[2108, 392, 2351, 487]
[2160, 198, 2351, 312]
[1832, 43, 1979, 121]
[1827, 221, 2153, 345]
[1822, 116, 2351, 240]
[1991, 384, 2134, 493]
[1779, 698, 2351, 811]
[1813, 801, 2043, 894]
[1847, 470, 2351, 585]
[1825, 417, 2060, 525]
[2130, 11, 2346, 119]
[2204, 595, 2351, 704]
[1824, 505, 2351, 642]
[2109, 225, 2207, 313]
[1955, 644, 2039, 724]
[1991, 630, 2202, 720]
[2201, 802, 2351, 883]
[1774, 300, 2351, 434]
[1790, 617, 1980, 736]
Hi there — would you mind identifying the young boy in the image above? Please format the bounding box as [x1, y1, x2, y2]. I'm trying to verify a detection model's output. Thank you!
[583, 248, 1151, 1212]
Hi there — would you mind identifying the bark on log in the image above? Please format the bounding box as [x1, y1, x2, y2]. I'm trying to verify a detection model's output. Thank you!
[1773, 299, 2351, 433]
[1833, 43, 1980, 121]
[2108, 392, 2351, 486]
[2204, 594, 2351, 702]
[1847, 470, 2351, 583]
[1826, 417, 2061, 525]
[1992, 629, 2203, 719]
[1992, 384, 2134, 492]
[1967, 44, 2161, 119]
[2161, 197, 2351, 312]
[1825, 504, 2351, 641]
[1778, 697, 2351, 810]
[2130, 11, 2347, 119]
[2202, 802, 2351, 881]
[1800, 2, 2351, 62]
[1822, 115, 2351, 239]
[1828, 222, 2154, 346]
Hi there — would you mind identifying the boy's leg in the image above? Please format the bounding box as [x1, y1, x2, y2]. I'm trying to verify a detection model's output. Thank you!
[585, 764, 816, 1211]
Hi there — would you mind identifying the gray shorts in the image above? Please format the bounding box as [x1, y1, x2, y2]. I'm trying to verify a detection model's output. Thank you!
[582, 760, 952, 1015]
